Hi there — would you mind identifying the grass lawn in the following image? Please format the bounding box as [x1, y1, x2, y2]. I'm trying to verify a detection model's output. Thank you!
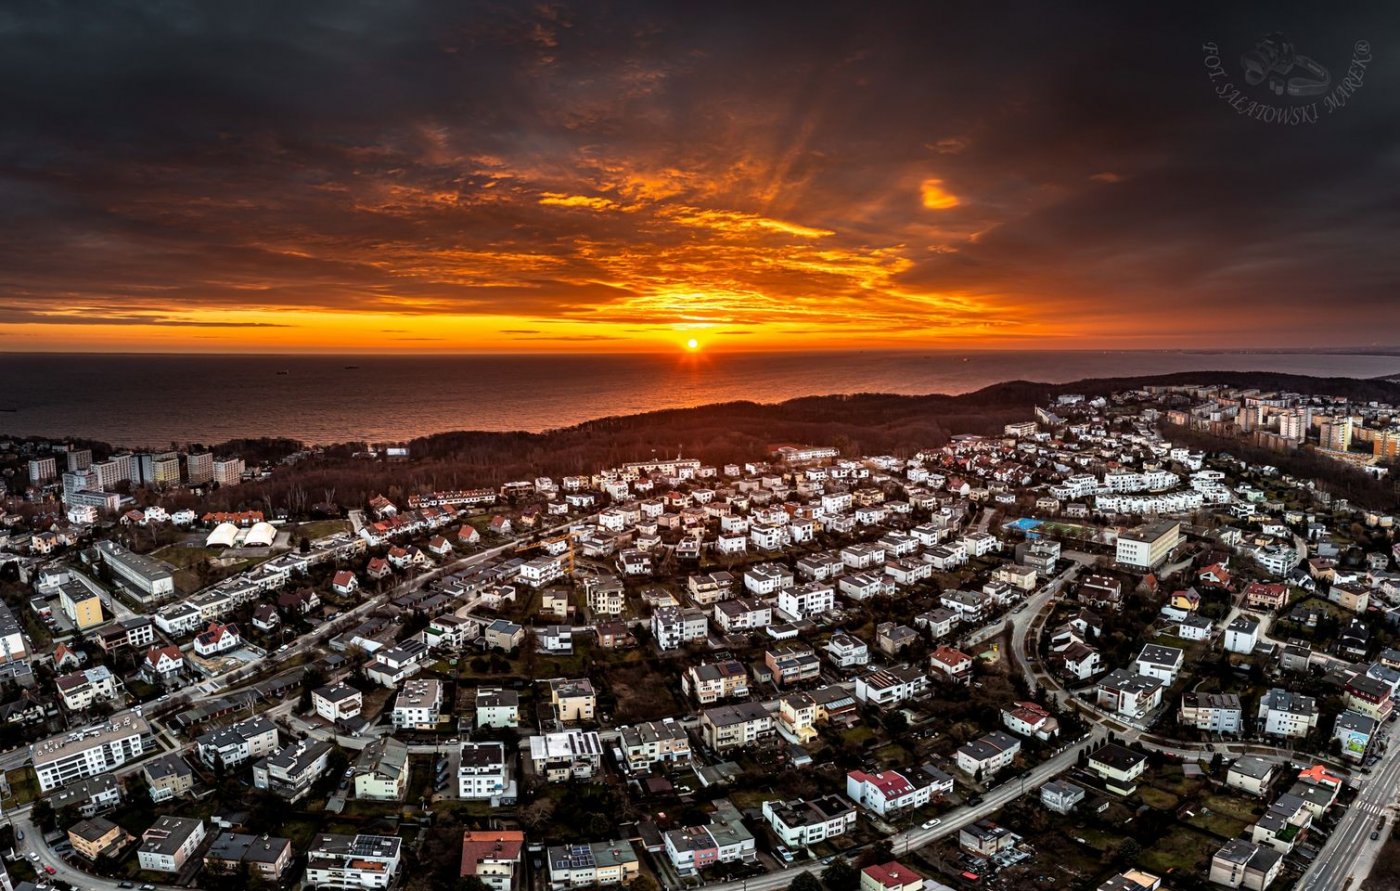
[4, 766, 40, 806]
[1146, 765, 1207, 797]
[1186, 807, 1250, 840]
[292, 519, 351, 540]
[1137, 825, 1217, 876]
[728, 789, 772, 809]
[1197, 793, 1263, 825]
[841, 725, 876, 747]
[1137, 785, 1180, 811]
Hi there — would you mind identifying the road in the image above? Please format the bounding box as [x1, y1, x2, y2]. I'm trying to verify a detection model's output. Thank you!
[1297, 730, 1400, 891]
[1008, 553, 1096, 700]
[699, 727, 1106, 891]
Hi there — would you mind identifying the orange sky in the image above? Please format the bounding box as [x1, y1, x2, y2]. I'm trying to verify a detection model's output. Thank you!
[2, 4, 1393, 354]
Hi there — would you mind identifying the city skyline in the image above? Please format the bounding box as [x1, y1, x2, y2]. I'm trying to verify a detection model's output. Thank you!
[1, 2, 1394, 353]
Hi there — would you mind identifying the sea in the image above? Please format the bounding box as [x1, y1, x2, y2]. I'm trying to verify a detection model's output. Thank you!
[3, 350, 1399, 448]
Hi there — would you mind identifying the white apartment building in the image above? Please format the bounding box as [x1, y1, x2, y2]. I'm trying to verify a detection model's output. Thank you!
[762, 796, 857, 848]
[778, 582, 835, 619]
[213, 457, 245, 486]
[29, 713, 156, 792]
[1258, 689, 1319, 738]
[304, 834, 402, 890]
[459, 742, 511, 800]
[391, 678, 443, 729]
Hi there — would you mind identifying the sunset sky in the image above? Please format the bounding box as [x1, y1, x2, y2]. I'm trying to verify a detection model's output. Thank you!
[1, 2, 1395, 353]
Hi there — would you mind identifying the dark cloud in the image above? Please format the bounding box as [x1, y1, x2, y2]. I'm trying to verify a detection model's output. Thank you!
[0, 1, 1395, 347]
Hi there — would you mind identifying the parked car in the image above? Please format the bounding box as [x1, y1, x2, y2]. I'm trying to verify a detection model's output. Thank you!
[922, 818, 942, 829]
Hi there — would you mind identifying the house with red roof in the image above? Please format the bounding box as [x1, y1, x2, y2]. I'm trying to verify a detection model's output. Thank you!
[193, 623, 241, 657]
[459, 830, 523, 889]
[367, 557, 392, 580]
[457, 524, 481, 545]
[845, 768, 943, 817]
[428, 535, 453, 558]
[861, 861, 924, 891]
[1199, 563, 1232, 589]
[929, 646, 973, 684]
[1001, 701, 1060, 740]
[142, 645, 184, 685]
[1245, 581, 1288, 611]
[332, 571, 359, 596]
[488, 515, 513, 536]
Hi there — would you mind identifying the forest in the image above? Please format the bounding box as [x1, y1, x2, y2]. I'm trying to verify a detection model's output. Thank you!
[130, 370, 1400, 515]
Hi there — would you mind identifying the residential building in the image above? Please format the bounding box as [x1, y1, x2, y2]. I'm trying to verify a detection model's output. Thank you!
[529, 730, 605, 781]
[825, 632, 870, 669]
[1335, 709, 1379, 762]
[313, 683, 364, 724]
[546, 840, 639, 889]
[766, 645, 822, 686]
[392, 678, 444, 729]
[701, 702, 775, 751]
[1040, 780, 1085, 815]
[253, 738, 333, 801]
[549, 678, 596, 723]
[1209, 838, 1283, 890]
[58, 581, 104, 631]
[29, 713, 156, 793]
[1179, 692, 1243, 733]
[459, 830, 524, 891]
[196, 715, 279, 769]
[1095, 670, 1164, 720]
[304, 834, 403, 890]
[1001, 701, 1059, 739]
[354, 737, 411, 801]
[1115, 520, 1181, 569]
[955, 731, 1021, 778]
[137, 816, 207, 874]
[142, 753, 195, 803]
[652, 606, 708, 650]
[762, 796, 857, 847]
[1088, 743, 1148, 796]
[1225, 616, 1261, 654]
[204, 832, 294, 882]
[854, 667, 929, 707]
[476, 688, 520, 728]
[618, 718, 691, 774]
[929, 646, 973, 684]
[860, 862, 925, 891]
[1227, 756, 1277, 797]
[846, 768, 939, 817]
[1134, 644, 1185, 683]
[459, 742, 511, 800]
[68, 816, 131, 861]
[1258, 688, 1319, 738]
[683, 660, 750, 703]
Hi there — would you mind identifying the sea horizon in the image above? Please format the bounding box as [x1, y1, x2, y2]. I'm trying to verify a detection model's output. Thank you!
[6, 348, 1400, 449]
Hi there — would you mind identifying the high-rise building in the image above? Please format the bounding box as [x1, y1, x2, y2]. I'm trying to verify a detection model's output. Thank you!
[1278, 409, 1310, 441]
[110, 453, 136, 483]
[65, 448, 93, 473]
[28, 456, 57, 484]
[89, 459, 124, 491]
[185, 452, 214, 485]
[1375, 429, 1400, 460]
[137, 452, 182, 488]
[213, 458, 245, 487]
[62, 470, 97, 499]
[1320, 416, 1354, 452]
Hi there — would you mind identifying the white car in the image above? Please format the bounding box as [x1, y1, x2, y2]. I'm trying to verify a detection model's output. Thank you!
[921, 818, 942, 829]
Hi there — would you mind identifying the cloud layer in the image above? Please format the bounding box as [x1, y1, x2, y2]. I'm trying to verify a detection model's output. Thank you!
[0, 1, 1395, 351]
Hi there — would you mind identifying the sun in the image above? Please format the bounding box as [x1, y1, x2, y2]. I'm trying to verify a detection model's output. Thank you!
[686, 338, 700, 351]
